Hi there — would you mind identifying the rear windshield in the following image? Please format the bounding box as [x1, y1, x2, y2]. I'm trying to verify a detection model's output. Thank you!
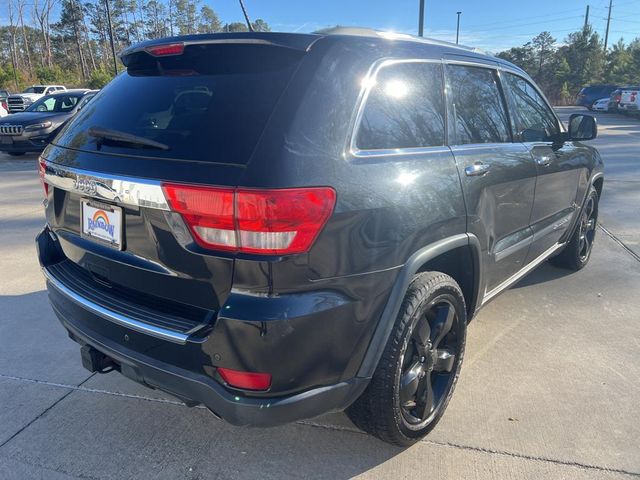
[54, 44, 303, 164]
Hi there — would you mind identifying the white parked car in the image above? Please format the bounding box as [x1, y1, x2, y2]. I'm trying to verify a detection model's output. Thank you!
[0, 103, 7, 117]
[592, 97, 610, 112]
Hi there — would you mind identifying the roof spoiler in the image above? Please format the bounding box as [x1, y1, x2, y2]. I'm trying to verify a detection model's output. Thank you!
[120, 33, 319, 67]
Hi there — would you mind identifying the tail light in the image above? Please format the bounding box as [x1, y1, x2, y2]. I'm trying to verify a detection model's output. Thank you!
[38, 158, 48, 197]
[1, 100, 6, 111]
[217, 367, 271, 391]
[162, 184, 336, 255]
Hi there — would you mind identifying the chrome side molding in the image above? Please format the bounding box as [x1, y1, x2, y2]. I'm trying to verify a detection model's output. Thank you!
[42, 160, 170, 211]
[482, 242, 565, 305]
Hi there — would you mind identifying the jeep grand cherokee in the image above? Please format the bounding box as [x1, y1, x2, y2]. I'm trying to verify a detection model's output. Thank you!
[36, 28, 603, 446]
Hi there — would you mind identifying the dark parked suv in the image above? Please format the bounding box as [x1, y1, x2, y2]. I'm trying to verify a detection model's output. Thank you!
[36, 29, 603, 446]
[576, 84, 617, 109]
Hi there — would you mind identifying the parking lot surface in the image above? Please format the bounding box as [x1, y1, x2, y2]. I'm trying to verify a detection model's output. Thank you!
[0, 107, 638, 479]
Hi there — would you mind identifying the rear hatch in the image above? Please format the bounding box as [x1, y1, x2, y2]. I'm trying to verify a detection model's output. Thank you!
[42, 37, 311, 327]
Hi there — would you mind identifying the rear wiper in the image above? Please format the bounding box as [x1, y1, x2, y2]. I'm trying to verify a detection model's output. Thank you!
[88, 126, 170, 151]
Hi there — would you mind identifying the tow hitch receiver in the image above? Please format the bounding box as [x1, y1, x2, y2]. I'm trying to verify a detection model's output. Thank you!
[80, 345, 117, 373]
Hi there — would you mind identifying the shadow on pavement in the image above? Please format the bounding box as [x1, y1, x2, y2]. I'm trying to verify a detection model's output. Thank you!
[511, 262, 573, 289]
[0, 290, 405, 479]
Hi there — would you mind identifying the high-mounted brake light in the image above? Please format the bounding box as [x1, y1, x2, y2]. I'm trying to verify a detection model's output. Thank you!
[145, 42, 185, 57]
[38, 158, 48, 197]
[217, 367, 272, 391]
[162, 184, 336, 255]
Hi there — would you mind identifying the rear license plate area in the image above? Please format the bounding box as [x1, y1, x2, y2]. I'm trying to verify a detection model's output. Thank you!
[81, 199, 123, 250]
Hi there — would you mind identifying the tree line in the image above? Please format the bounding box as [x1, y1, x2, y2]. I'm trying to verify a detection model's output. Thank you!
[0, 0, 270, 90]
[497, 26, 640, 105]
[1, 3, 639, 103]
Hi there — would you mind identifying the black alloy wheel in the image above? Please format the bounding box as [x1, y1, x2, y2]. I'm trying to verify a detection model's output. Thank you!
[347, 272, 467, 446]
[578, 193, 597, 263]
[399, 298, 461, 428]
[551, 187, 599, 271]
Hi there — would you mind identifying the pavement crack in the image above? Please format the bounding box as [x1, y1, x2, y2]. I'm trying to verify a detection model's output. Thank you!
[0, 373, 97, 451]
[2, 372, 639, 478]
[297, 420, 640, 477]
[599, 224, 640, 262]
[418, 439, 640, 478]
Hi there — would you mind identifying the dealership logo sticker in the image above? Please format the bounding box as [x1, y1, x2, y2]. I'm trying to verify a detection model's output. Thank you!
[88, 210, 115, 237]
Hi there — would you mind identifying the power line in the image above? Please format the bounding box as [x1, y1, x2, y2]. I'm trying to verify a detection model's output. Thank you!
[467, 15, 585, 31]
[463, 8, 597, 28]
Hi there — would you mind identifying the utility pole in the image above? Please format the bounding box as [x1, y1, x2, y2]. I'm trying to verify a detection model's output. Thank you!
[104, 0, 118, 76]
[583, 5, 590, 29]
[604, 0, 612, 50]
[239, 0, 254, 32]
[456, 11, 462, 44]
[418, 0, 425, 37]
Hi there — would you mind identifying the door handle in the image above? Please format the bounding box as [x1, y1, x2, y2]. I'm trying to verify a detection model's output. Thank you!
[535, 155, 553, 167]
[464, 163, 491, 177]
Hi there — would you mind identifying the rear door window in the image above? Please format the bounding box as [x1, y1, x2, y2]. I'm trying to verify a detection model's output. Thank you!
[54, 44, 304, 165]
[447, 64, 511, 145]
[355, 62, 445, 150]
[502, 73, 559, 142]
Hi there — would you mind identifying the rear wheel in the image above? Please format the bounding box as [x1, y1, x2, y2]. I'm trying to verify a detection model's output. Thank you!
[347, 272, 466, 446]
[550, 187, 599, 270]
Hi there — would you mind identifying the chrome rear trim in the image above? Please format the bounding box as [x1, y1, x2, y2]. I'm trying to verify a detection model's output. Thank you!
[42, 160, 170, 210]
[43, 266, 189, 344]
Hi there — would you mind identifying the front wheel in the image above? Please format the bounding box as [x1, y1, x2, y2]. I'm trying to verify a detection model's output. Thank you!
[347, 272, 467, 446]
[550, 187, 599, 270]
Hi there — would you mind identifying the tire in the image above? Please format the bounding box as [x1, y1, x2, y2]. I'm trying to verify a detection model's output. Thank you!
[347, 271, 467, 446]
[550, 187, 599, 271]
[7, 152, 25, 156]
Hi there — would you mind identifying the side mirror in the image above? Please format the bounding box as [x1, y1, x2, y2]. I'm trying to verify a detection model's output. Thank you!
[568, 114, 597, 141]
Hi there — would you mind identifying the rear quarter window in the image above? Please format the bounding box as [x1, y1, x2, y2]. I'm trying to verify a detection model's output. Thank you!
[355, 62, 445, 150]
[355, 61, 445, 151]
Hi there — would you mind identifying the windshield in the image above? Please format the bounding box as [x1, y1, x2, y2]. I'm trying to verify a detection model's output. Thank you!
[23, 87, 46, 94]
[26, 94, 81, 113]
[54, 44, 303, 164]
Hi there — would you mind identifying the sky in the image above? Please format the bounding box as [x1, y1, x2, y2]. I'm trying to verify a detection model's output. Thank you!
[2, 0, 640, 53]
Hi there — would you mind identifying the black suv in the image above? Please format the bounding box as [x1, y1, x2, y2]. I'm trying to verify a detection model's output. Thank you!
[36, 29, 603, 446]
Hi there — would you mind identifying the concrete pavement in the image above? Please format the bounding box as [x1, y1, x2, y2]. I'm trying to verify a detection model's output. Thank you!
[0, 108, 638, 479]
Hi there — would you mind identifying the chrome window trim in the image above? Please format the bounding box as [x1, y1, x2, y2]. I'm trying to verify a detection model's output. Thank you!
[43, 266, 189, 344]
[347, 58, 446, 159]
[42, 159, 170, 211]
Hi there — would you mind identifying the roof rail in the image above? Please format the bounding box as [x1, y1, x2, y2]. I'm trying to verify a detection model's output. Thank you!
[313, 26, 484, 54]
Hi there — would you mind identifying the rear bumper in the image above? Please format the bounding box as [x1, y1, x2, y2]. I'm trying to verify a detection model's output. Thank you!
[0, 136, 49, 153]
[37, 225, 378, 426]
[52, 299, 367, 426]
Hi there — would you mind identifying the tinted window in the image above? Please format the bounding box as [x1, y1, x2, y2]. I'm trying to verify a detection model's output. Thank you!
[24, 87, 46, 94]
[448, 65, 510, 144]
[355, 62, 445, 150]
[28, 94, 80, 113]
[503, 73, 559, 142]
[55, 44, 303, 164]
